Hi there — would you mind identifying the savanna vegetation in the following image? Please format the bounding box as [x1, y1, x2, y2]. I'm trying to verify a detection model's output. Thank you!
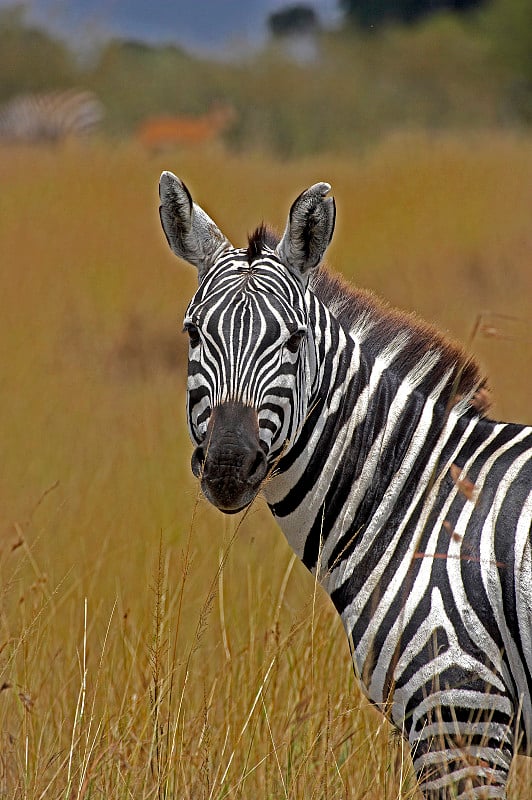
[1, 0, 531, 796]
[1, 0, 532, 155]
[0, 132, 531, 798]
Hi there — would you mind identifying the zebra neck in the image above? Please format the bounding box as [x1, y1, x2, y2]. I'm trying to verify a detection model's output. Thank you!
[264, 319, 469, 591]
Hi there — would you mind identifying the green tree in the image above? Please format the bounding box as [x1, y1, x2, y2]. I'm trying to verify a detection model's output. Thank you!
[0, 5, 78, 102]
[481, 0, 532, 81]
[340, 0, 485, 29]
[268, 4, 319, 37]
[480, 0, 532, 120]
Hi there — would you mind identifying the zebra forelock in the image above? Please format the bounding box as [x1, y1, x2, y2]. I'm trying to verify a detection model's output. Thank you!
[246, 224, 279, 265]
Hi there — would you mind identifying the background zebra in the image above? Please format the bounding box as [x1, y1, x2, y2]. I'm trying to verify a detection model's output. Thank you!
[0, 89, 103, 143]
[159, 173, 532, 799]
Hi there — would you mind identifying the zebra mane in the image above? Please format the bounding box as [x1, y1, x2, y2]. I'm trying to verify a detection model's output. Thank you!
[245, 225, 490, 416]
[310, 268, 491, 416]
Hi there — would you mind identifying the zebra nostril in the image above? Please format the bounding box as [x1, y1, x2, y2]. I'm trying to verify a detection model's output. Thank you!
[191, 445, 206, 477]
[247, 449, 267, 483]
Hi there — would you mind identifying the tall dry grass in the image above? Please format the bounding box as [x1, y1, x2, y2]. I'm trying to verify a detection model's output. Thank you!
[0, 134, 531, 798]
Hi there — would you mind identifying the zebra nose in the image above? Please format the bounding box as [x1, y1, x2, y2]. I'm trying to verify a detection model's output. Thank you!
[191, 441, 267, 484]
[190, 403, 269, 512]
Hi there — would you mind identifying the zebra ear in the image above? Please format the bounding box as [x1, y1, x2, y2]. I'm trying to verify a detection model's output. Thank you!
[159, 172, 233, 281]
[276, 182, 335, 284]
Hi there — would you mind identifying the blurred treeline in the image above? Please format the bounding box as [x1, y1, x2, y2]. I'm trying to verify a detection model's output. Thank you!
[0, 0, 531, 156]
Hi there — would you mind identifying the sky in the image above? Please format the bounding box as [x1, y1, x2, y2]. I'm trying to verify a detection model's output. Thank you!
[1, 0, 341, 53]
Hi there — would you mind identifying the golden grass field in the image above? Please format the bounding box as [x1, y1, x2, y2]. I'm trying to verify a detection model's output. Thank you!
[1, 134, 531, 798]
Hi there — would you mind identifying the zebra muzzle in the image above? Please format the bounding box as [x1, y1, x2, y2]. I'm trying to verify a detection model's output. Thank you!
[191, 403, 268, 514]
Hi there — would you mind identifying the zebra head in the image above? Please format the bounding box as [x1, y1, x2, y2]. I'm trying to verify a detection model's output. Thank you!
[159, 173, 335, 513]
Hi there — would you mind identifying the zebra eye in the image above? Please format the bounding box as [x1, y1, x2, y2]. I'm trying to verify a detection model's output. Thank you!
[184, 323, 201, 348]
[285, 330, 305, 354]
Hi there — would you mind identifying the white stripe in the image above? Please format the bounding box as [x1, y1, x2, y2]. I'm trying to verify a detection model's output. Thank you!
[391, 588, 506, 704]
[414, 719, 513, 745]
[326, 361, 451, 578]
[264, 327, 408, 558]
[414, 744, 512, 771]
[516, 485, 532, 747]
[359, 423, 509, 705]
[419, 766, 507, 798]
[409, 689, 513, 735]
[338, 417, 500, 702]
[478, 442, 532, 747]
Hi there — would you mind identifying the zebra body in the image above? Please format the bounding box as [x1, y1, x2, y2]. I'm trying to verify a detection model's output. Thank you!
[159, 174, 532, 798]
[0, 90, 103, 143]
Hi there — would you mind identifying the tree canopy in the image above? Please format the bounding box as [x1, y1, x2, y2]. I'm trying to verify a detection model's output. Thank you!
[340, 0, 485, 29]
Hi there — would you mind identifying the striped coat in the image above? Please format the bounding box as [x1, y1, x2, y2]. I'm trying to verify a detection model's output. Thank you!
[0, 89, 103, 143]
[159, 174, 532, 798]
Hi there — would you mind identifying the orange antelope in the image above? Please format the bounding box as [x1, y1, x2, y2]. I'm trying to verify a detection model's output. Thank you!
[137, 105, 235, 151]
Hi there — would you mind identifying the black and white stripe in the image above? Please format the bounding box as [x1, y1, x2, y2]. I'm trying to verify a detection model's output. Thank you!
[159, 174, 532, 798]
[0, 89, 103, 143]
[184, 251, 310, 458]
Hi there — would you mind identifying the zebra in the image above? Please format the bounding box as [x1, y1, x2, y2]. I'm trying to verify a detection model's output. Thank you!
[0, 89, 103, 143]
[158, 173, 532, 799]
